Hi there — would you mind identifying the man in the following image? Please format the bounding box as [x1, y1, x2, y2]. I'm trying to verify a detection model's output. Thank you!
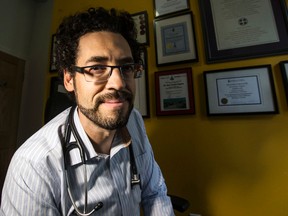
[0, 7, 174, 215]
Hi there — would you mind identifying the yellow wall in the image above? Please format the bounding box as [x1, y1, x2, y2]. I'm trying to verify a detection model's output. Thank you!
[48, 0, 288, 215]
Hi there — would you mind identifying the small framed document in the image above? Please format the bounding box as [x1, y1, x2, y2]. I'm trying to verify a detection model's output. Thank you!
[199, 0, 288, 63]
[279, 61, 288, 104]
[155, 68, 195, 116]
[134, 47, 150, 117]
[49, 34, 57, 72]
[131, 11, 149, 46]
[154, 12, 198, 66]
[204, 65, 279, 115]
[154, 0, 190, 18]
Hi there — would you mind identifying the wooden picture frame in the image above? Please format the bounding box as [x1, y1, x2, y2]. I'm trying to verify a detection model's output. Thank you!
[132, 11, 150, 46]
[155, 67, 195, 116]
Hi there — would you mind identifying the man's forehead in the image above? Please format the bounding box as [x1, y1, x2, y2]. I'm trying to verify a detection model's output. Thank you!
[76, 32, 133, 64]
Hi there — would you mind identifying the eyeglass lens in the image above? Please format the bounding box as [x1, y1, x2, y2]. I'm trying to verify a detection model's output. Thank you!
[82, 64, 143, 83]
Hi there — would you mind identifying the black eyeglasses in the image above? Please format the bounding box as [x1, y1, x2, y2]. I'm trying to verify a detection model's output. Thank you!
[71, 63, 144, 83]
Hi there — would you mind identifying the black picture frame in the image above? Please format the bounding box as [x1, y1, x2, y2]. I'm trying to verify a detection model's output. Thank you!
[131, 11, 150, 46]
[279, 60, 288, 104]
[154, 12, 198, 66]
[134, 47, 150, 118]
[199, 0, 288, 63]
[44, 76, 74, 123]
[154, 0, 190, 18]
[49, 34, 57, 72]
[203, 65, 279, 115]
[49, 76, 66, 96]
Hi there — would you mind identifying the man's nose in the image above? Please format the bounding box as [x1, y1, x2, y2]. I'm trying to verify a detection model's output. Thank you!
[106, 67, 126, 89]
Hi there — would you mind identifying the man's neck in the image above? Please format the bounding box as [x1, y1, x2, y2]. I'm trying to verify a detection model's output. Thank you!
[77, 110, 116, 155]
[86, 124, 116, 155]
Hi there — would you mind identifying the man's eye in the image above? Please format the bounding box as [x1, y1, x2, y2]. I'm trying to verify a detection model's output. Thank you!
[89, 65, 107, 74]
[121, 65, 134, 73]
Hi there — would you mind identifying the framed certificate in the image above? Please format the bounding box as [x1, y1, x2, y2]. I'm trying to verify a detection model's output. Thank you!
[154, 12, 198, 66]
[134, 47, 150, 118]
[204, 65, 279, 115]
[279, 61, 288, 104]
[154, 0, 190, 18]
[49, 34, 57, 72]
[155, 68, 195, 116]
[131, 11, 149, 46]
[199, 0, 288, 63]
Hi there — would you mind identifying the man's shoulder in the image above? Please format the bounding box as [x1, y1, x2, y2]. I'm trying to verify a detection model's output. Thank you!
[128, 108, 143, 122]
[127, 108, 148, 155]
[127, 108, 145, 130]
[14, 108, 70, 163]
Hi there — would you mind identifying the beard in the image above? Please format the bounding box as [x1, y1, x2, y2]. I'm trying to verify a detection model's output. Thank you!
[76, 90, 134, 130]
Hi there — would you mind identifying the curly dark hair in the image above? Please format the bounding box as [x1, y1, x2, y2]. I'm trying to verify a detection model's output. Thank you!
[55, 7, 141, 81]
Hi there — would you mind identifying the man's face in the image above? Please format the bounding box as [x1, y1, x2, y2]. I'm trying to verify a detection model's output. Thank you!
[64, 32, 136, 130]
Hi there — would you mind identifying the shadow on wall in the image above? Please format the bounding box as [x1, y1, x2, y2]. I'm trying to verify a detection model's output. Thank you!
[148, 114, 288, 216]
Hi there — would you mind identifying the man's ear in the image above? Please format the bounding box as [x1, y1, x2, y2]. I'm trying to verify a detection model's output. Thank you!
[63, 69, 74, 92]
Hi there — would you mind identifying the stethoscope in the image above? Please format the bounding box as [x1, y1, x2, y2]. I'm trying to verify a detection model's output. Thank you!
[59, 105, 141, 216]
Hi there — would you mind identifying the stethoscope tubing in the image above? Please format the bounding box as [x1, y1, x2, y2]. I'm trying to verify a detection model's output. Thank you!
[61, 105, 140, 215]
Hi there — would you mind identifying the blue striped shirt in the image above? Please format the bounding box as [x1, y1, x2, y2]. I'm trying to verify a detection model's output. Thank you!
[1, 108, 174, 215]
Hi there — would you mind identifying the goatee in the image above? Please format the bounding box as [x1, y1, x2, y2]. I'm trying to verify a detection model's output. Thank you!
[77, 90, 133, 130]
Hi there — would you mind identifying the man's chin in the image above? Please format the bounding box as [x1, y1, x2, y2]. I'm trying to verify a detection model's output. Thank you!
[78, 101, 133, 130]
[96, 111, 130, 130]
[99, 103, 130, 118]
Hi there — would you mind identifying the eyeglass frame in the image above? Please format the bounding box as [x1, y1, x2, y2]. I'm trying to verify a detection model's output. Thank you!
[70, 62, 144, 83]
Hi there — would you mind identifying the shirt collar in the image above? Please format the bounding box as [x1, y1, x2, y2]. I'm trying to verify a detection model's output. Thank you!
[110, 126, 131, 158]
[67, 107, 131, 166]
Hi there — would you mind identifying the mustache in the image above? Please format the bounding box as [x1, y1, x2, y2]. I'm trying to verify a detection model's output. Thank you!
[96, 90, 133, 104]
